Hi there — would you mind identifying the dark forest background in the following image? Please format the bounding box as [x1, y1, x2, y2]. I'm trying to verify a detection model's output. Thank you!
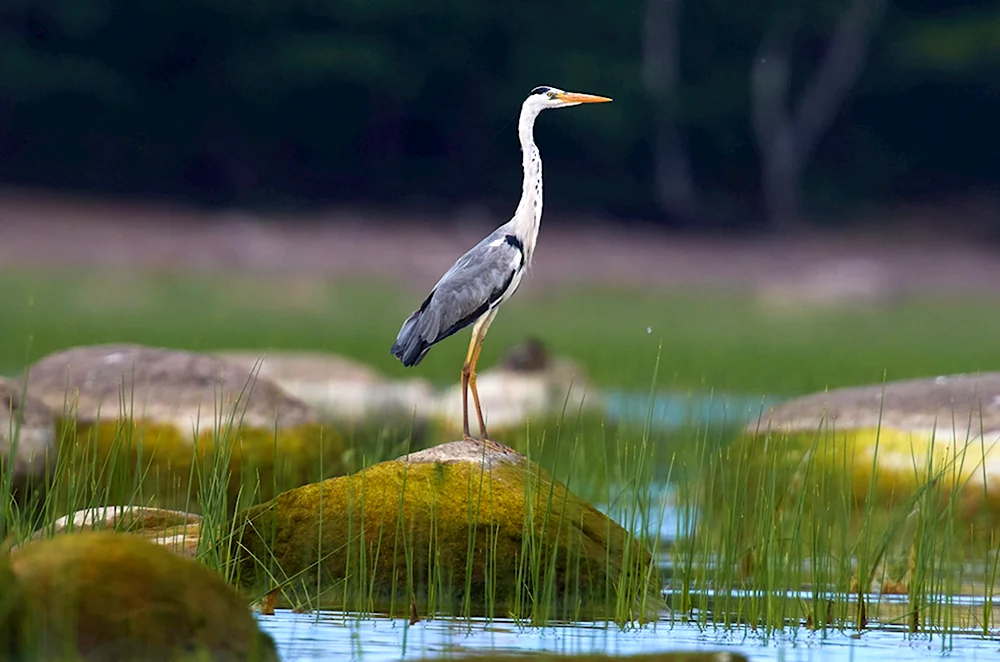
[0, 0, 997, 231]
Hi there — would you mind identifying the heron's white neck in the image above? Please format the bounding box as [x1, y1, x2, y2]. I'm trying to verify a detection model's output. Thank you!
[512, 103, 543, 263]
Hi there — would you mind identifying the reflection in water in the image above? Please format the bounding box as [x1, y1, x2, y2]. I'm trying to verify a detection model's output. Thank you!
[258, 610, 999, 662]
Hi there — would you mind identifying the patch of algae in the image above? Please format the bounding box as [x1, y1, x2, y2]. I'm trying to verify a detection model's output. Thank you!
[233, 444, 662, 620]
[58, 417, 344, 511]
[727, 426, 1000, 529]
[9, 531, 278, 662]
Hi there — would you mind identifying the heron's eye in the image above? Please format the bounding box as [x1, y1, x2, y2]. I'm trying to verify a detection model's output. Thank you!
[547, 91, 557, 100]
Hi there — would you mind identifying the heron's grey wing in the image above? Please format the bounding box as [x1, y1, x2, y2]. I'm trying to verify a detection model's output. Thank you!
[391, 228, 524, 367]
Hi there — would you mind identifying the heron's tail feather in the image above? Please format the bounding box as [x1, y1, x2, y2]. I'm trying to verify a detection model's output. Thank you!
[391, 310, 432, 367]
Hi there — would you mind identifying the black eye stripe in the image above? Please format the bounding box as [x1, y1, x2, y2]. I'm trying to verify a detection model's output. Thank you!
[530, 86, 551, 96]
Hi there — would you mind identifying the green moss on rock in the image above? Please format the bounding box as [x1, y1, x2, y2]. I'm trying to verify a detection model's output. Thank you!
[233, 440, 661, 621]
[0, 553, 20, 657]
[731, 426, 1000, 513]
[9, 531, 278, 662]
[718, 374, 1000, 544]
[61, 417, 343, 512]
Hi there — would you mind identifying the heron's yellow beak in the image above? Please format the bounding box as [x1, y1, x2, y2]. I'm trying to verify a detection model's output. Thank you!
[557, 92, 613, 104]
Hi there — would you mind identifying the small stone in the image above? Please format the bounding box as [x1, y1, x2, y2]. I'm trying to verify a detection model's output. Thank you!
[498, 336, 552, 372]
[17, 506, 203, 559]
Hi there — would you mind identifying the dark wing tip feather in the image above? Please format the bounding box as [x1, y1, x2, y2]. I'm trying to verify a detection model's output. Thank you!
[391, 336, 429, 367]
[391, 307, 432, 367]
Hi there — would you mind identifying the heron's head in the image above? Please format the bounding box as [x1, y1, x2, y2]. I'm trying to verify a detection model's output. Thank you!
[524, 86, 612, 111]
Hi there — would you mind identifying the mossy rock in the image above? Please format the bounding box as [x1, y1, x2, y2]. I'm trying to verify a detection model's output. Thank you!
[232, 440, 662, 621]
[21, 344, 346, 511]
[9, 531, 278, 662]
[730, 373, 1000, 533]
[63, 417, 342, 512]
[0, 553, 20, 658]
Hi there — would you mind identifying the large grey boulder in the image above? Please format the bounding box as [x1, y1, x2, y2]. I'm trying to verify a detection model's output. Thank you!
[0, 378, 56, 501]
[215, 349, 435, 424]
[23, 343, 315, 430]
[743, 372, 1000, 522]
[18, 344, 344, 508]
[751, 372, 1000, 442]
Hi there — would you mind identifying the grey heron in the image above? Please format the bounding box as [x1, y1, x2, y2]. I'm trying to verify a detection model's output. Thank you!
[391, 85, 612, 443]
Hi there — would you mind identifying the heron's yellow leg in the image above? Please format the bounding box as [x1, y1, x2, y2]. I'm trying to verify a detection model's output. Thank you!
[468, 330, 489, 439]
[461, 311, 497, 441]
[461, 333, 476, 438]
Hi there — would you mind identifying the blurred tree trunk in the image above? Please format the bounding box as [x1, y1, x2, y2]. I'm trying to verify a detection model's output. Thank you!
[751, 0, 886, 230]
[643, 0, 699, 222]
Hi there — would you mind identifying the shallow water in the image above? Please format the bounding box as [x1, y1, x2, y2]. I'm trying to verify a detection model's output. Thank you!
[255, 455, 1000, 661]
[602, 389, 782, 430]
[257, 610, 1000, 661]
[257, 388, 1000, 660]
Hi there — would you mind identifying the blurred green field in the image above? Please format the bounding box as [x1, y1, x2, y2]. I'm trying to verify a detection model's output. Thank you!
[1, 269, 999, 398]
